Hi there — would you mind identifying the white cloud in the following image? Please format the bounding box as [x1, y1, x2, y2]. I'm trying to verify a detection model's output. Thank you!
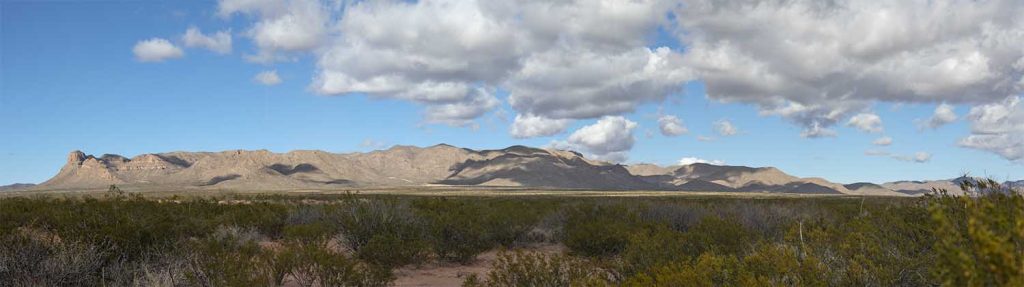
[510, 114, 572, 138]
[696, 135, 715, 142]
[311, 0, 520, 127]
[714, 120, 737, 136]
[864, 149, 889, 157]
[865, 149, 932, 163]
[554, 116, 638, 162]
[132, 38, 184, 62]
[422, 88, 501, 127]
[676, 0, 1024, 135]
[220, 0, 329, 62]
[959, 96, 1024, 161]
[658, 115, 688, 136]
[305, 0, 688, 130]
[846, 113, 884, 133]
[359, 138, 388, 150]
[507, 46, 691, 120]
[872, 136, 893, 146]
[199, 0, 1024, 155]
[254, 70, 282, 86]
[924, 103, 959, 129]
[912, 152, 933, 163]
[678, 157, 724, 166]
[182, 27, 232, 54]
[800, 122, 837, 138]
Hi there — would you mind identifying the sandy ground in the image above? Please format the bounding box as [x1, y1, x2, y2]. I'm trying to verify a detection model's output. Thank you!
[392, 244, 566, 287]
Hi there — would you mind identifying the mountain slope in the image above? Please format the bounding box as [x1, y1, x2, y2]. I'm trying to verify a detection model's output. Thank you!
[630, 163, 850, 194]
[39, 145, 477, 190]
[0, 183, 35, 192]
[36, 145, 655, 191]
[438, 146, 657, 189]
[33, 144, 999, 195]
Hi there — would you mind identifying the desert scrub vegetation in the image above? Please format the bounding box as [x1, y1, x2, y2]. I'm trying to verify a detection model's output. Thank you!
[0, 181, 1022, 286]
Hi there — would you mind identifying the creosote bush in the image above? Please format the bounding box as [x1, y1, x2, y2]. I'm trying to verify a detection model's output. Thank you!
[1, 181, 1022, 287]
[463, 251, 611, 287]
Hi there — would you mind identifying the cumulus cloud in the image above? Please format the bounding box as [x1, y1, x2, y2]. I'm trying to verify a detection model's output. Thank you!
[678, 157, 724, 166]
[554, 116, 638, 162]
[923, 103, 959, 129]
[182, 27, 232, 54]
[219, 0, 329, 62]
[507, 47, 691, 120]
[658, 115, 688, 136]
[200, 0, 1024, 154]
[873, 136, 893, 146]
[510, 114, 572, 138]
[714, 120, 737, 136]
[305, 0, 688, 130]
[132, 38, 184, 62]
[846, 113, 884, 133]
[959, 96, 1024, 161]
[422, 88, 501, 127]
[254, 70, 282, 86]
[676, 0, 1024, 135]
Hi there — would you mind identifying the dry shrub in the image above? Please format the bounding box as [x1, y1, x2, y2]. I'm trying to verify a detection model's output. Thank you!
[464, 250, 611, 287]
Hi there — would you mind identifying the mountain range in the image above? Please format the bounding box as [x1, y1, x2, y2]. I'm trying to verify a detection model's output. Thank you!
[5, 144, 1015, 195]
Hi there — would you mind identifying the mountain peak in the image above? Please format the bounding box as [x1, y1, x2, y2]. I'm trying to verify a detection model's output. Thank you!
[67, 150, 87, 165]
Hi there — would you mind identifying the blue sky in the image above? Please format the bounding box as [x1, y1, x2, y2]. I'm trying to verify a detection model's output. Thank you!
[2, 0, 1023, 185]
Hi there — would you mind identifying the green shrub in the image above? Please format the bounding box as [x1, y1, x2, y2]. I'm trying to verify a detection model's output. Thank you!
[481, 200, 547, 247]
[619, 225, 689, 277]
[415, 198, 494, 263]
[563, 204, 640, 258]
[281, 242, 393, 287]
[623, 253, 744, 287]
[282, 222, 336, 245]
[333, 198, 429, 267]
[681, 216, 754, 256]
[930, 180, 1024, 287]
[183, 230, 277, 286]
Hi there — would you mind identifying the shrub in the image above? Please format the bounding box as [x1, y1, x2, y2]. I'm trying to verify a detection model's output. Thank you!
[0, 232, 106, 286]
[282, 223, 336, 245]
[415, 198, 494, 263]
[183, 230, 277, 286]
[930, 180, 1024, 286]
[464, 251, 611, 287]
[357, 232, 429, 267]
[681, 215, 755, 256]
[622, 253, 745, 287]
[481, 200, 547, 247]
[333, 198, 429, 267]
[619, 226, 689, 277]
[281, 243, 393, 287]
[563, 204, 640, 258]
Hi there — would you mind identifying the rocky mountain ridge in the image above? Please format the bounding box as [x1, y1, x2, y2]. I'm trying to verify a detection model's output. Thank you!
[16, 144, 1015, 195]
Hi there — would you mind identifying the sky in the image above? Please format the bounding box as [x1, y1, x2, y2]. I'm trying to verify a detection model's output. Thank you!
[2, 0, 1023, 185]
